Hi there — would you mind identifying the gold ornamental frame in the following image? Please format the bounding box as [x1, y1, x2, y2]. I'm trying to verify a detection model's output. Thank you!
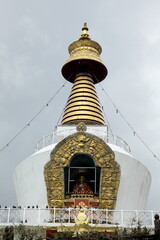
[44, 132, 120, 209]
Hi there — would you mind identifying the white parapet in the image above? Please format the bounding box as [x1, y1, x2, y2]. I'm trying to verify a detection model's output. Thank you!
[0, 208, 157, 227]
[34, 125, 131, 153]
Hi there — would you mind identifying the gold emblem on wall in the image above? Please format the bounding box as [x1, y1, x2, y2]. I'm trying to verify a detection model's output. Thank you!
[44, 132, 120, 209]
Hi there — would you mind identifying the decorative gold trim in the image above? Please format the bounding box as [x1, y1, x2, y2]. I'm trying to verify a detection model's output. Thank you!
[75, 74, 94, 81]
[74, 81, 94, 86]
[64, 106, 103, 116]
[44, 132, 120, 209]
[75, 73, 94, 81]
[72, 85, 96, 92]
[75, 78, 94, 83]
[67, 96, 101, 107]
[71, 88, 97, 96]
[69, 40, 102, 56]
[68, 92, 99, 101]
[61, 115, 105, 125]
[64, 101, 102, 111]
[63, 110, 104, 120]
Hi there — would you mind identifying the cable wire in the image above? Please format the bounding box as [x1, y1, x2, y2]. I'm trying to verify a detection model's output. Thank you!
[56, 107, 65, 126]
[0, 81, 67, 153]
[100, 83, 160, 162]
[103, 106, 113, 135]
[94, 74, 160, 163]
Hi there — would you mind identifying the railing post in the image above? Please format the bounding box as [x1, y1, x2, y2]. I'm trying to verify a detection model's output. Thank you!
[68, 208, 71, 223]
[54, 207, 55, 223]
[108, 209, 111, 224]
[7, 208, 10, 224]
[105, 209, 108, 225]
[121, 210, 124, 229]
[91, 208, 93, 224]
[154, 214, 160, 240]
[151, 210, 154, 227]
[23, 208, 26, 224]
[38, 208, 41, 225]
[136, 210, 139, 225]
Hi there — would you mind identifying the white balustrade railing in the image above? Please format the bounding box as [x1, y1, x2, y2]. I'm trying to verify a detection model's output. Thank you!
[35, 129, 131, 154]
[0, 208, 157, 228]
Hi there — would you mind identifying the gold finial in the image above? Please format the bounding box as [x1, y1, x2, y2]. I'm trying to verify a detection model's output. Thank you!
[79, 22, 91, 40]
[83, 22, 87, 28]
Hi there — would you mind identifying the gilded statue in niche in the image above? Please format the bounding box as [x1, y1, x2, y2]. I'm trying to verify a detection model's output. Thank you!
[44, 131, 120, 209]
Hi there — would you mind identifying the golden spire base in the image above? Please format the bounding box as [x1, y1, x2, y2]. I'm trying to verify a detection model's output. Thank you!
[61, 73, 105, 125]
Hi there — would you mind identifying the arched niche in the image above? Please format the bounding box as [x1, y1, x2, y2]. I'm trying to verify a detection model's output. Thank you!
[44, 132, 120, 209]
[64, 153, 101, 195]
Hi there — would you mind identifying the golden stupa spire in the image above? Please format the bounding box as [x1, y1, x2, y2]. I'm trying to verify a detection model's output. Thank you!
[61, 23, 108, 125]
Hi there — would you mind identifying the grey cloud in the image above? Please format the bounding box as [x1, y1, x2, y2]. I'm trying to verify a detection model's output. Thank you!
[0, 0, 160, 209]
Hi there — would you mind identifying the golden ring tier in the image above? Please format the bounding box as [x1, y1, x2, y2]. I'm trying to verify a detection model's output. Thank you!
[61, 72, 105, 125]
[61, 23, 108, 83]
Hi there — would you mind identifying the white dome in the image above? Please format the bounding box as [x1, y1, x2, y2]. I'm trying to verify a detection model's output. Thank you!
[14, 126, 151, 210]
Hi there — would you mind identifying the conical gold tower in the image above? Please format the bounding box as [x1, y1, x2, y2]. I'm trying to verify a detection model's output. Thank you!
[61, 23, 108, 125]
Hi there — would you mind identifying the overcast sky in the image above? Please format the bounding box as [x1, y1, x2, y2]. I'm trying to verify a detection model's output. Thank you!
[0, 0, 160, 210]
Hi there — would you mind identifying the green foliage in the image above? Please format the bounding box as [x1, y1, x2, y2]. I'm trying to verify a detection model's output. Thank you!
[51, 231, 115, 240]
[14, 225, 45, 240]
[50, 230, 154, 240]
[0, 224, 155, 240]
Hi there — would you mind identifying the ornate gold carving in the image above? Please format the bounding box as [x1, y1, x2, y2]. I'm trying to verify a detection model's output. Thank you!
[75, 209, 89, 225]
[69, 40, 102, 56]
[44, 132, 120, 209]
[76, 122, 87, 132]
